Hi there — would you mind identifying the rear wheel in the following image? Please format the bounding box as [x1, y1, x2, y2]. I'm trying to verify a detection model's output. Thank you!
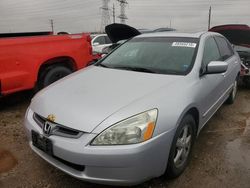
[166, 114, 196, 178]
[39, 65, 72, 89]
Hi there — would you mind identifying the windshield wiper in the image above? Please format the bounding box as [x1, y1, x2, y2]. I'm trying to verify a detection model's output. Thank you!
[97, 63, 110, 68]
[96, 64, 158, 73]
[112, 66, 157, 73]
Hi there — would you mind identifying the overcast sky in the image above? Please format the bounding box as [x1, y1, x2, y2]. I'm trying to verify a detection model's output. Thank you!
[0, 0, 250, 33]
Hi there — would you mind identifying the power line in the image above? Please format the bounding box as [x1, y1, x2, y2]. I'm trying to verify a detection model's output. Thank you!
[112, 3, 116, 23]
[50, 19, 54, 34]
[208, 6, 212, 30]
[100, 0, 111, 32]
[117, 0, 128, 24]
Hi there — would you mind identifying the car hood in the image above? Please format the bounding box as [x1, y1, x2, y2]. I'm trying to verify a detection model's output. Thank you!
[105, 23, 141, 43]
[209, 24, 250, 47]
[30, 66, 182, 133]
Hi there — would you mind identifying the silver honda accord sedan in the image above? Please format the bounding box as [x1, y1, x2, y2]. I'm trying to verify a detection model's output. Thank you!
[24, 32, 241, 185]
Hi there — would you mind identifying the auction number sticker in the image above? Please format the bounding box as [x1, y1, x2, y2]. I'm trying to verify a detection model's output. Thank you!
[172, 42, 197, 48]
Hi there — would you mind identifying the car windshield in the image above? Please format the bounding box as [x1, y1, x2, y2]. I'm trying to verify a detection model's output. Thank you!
[98, 37, 199, 75]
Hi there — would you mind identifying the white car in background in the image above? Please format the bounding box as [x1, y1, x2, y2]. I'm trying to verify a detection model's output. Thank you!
[91, 34, 112, 53]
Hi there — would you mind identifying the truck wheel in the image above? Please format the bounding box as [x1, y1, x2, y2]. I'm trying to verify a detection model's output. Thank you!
[166, 114, 196, 178]
[40, 66, 72, 88]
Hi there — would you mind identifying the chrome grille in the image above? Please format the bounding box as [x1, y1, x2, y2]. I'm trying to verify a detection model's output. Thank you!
[33, 113, 45, 128]
[33, 113, 83, 138]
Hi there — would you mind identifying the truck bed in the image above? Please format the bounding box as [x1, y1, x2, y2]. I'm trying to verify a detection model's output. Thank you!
[0, 33, 93, 95]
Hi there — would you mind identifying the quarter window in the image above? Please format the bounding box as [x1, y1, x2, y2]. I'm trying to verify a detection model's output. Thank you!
[202, 37, 221, 67]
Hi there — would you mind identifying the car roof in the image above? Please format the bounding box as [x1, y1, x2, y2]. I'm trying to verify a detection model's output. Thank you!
[136, 31, 207, 39]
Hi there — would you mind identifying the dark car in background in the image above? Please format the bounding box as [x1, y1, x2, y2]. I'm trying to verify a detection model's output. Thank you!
[101, 23, 141, 54]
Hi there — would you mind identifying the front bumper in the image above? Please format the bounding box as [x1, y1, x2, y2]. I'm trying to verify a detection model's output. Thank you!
[24, 108, 174, 186]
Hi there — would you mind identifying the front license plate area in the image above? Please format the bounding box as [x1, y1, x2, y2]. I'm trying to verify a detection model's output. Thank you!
[32, 130, 53, 155]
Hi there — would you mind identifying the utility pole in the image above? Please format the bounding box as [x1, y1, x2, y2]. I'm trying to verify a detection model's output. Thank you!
[100, 0, 111, 33]
[117, 0, 128, 24]
[50, 19, 54, 34]
[113, 3, 116, 23]
[208, 6, 212, 30]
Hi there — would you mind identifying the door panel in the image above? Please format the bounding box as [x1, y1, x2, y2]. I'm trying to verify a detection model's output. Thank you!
[198, 37, 225, 126]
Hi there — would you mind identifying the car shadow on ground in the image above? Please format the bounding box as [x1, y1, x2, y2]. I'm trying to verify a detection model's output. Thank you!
[0, 90, 33, 111]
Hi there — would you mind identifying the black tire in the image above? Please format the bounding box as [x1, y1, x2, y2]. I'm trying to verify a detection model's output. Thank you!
[243, 77, 250, 89]
[166, 114, 196, 178]
[39, 66, 72, 89]
[226, 78, 238, 105]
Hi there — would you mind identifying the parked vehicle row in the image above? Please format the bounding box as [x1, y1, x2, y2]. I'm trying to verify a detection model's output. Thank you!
[24, 24, 241, 186]
[0, 32, 93, 96]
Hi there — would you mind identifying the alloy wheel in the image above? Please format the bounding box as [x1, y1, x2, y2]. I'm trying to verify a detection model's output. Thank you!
[174, 125, 192, 168]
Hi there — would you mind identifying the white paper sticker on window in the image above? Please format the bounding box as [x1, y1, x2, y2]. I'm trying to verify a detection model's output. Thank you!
[172, 42, 197, 48]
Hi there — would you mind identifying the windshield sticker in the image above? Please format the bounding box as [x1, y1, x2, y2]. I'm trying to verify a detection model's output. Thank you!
[172, 42, 197, 48]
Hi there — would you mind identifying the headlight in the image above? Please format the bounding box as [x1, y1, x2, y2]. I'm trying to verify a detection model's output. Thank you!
[91, 109, 158, 145]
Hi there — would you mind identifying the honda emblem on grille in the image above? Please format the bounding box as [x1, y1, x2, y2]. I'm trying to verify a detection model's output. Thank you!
[47, 114, 56, 122]
[43, 121, 53, 135]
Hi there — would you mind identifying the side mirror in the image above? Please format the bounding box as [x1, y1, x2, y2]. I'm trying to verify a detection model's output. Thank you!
[206, 61, 228, 74]
[93, 42, 100, 46]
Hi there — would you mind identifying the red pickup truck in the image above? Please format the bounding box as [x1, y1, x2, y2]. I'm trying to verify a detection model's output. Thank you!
[0, 32, 93, 96]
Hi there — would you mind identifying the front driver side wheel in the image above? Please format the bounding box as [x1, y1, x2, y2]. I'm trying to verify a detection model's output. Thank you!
[166, 114, 196, 178]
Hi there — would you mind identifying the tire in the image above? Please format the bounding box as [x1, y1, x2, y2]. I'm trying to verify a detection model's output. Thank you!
[39, 66, 72, 89]
[243, 77, 250, 89]
[166, 114, 196, 178]
[226, 78, 238, 105]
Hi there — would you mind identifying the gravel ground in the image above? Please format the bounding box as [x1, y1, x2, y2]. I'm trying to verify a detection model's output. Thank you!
[0, 88, 250, 188]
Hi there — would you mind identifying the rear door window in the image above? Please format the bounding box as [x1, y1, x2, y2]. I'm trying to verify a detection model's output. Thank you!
[214, 36, 234, 61]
